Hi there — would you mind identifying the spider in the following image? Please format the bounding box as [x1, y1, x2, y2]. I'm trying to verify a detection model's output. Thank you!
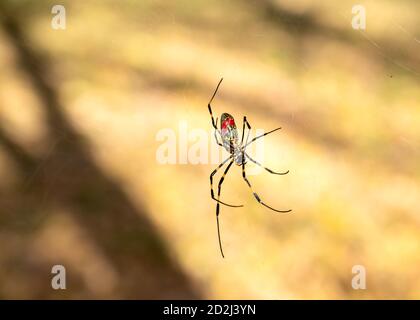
[208, 78, 292, 258]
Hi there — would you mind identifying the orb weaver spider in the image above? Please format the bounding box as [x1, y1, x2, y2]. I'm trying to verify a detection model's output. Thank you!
[208, 78, 292, 258]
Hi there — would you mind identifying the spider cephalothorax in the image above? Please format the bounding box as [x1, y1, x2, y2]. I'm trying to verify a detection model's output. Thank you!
[207, 78, 291, 258]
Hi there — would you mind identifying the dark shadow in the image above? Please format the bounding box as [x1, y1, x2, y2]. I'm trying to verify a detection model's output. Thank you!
[0, 125, 36, 173]
[0, 6, 200, 299]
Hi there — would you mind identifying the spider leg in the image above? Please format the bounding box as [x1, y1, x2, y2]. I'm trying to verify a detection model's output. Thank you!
[244, 152, 289, 175]
[210, 156, 243, 208]
[241, 155, 291, 213]
[240, 116, 251, 146]
[214, 117, 223, 147]
[214, 130, 223, 147]
[215, 159, 235, 258]
[243, 127, 282, 148]
[216, 213, 224, 258]
[208, 78, 224, 132]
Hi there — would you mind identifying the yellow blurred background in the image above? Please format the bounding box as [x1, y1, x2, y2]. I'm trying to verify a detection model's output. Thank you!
[0, 0, 419, 299]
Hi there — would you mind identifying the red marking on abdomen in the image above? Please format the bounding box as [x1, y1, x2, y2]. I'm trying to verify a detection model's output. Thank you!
[221, 117, 235, 129]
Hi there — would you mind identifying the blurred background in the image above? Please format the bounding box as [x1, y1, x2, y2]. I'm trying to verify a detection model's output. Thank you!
[0, 0, 419, 299]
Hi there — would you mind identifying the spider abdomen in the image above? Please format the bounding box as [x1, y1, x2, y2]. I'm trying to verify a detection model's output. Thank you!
[220, 113, 238, 153]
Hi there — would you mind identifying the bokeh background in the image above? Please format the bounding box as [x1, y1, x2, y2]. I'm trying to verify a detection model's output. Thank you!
[0, 0, 419, 299]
